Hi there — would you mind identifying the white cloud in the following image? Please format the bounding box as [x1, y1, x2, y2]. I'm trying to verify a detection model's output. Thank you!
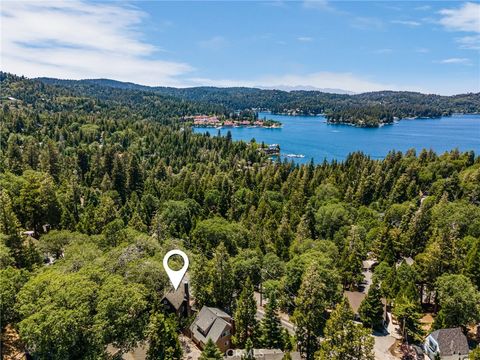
[438, 2, 480, 33]
[198, 36, 229, 50]
[0, 0, 193, 86]
[297, 36, 314, 42]
[187, 71, 416, 93]
[391, 20, 421, 27]
[456, 35, 480, 50]
[437, 58, 471, 64]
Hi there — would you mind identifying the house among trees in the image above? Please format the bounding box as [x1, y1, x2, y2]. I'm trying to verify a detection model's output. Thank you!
[190, 306, 233, 353]
[161, 280, 191, 318]
[344, 291, 387, 322]
[261, 143, 280, 155]
[424, 327, 469, 360]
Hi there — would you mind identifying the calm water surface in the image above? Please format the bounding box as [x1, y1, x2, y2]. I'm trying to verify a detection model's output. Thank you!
[193, 112, 480, 163]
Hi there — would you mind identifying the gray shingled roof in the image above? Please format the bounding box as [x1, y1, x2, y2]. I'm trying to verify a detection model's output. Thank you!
[190, 306, 232, 344]
[430, 327, 469, 356]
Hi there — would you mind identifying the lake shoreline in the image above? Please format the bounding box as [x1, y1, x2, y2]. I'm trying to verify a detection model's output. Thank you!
[193, 113, 480, 163]
[266, 111, 480, 128]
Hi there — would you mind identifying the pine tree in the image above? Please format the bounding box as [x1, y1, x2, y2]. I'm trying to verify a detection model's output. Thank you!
[199, 339, 223, 360]
[465, 238, 480, 289]
[126, 155, 143, 195]
[0, 190, 21, 237]
[0, 190, 28, 267]
[211, 243, 234, 311]
[282, 328, 292, 351]
[317, 297, 375, 360]
[260, 293, 284, 349]
[6, 135, 24, 174]
[358, 277, 384, 330]
[340, 225, 365, 289]
[393, 294, 423, 342]
[294, 263, 340, 360]
[128, 210, 147, 233]
[145, 312, 182, 360]
[242, 338, 255, 360]
[112, 154, 126, 202]
[233, 277, 258, 348]
[190, 255, 213, 308]
[39, 139, 60, 180]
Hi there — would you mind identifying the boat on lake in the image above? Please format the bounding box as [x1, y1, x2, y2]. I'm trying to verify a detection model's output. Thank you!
[285, 153, 305, 158]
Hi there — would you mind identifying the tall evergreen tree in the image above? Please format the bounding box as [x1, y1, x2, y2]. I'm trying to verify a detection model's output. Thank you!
[465, 238, 480, 289]
[112, 154, 126, 202]
[126, 155, 143, 195]
[358, 277, 384, 330]
[317, 297, 375, 360]
[211, 242, 235, 311]
[242, 338, 255, 360]
[294, 263, 340, 360]
[199, 339, 223, 360]
[233, 277, 258, 348]
[260, 293, 284, 349]
[393, 294, 423, 342]
[0, 191, 22, 263]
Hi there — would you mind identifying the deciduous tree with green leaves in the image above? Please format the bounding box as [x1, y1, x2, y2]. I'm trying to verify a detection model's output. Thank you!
[434, 274, 480, 330]
[145, 312, 182, 360]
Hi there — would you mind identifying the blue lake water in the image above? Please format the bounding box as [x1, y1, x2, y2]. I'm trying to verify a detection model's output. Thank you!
[193, 112, 480, 163]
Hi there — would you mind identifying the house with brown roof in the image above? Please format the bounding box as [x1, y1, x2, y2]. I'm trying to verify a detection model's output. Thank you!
[424, 327, 469, 360]
[161, 281, 191, 318]
[190, 306, 233, 353]
[344, 290, 388, 327]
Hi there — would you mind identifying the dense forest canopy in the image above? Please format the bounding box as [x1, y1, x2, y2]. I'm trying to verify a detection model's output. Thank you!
[1, 72, 479, 359]
[38, 76, 480, 127]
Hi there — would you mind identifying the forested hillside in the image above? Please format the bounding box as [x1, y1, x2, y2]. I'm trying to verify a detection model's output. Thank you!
[1, 73, 479, 359]
[39, 77, 480, 127]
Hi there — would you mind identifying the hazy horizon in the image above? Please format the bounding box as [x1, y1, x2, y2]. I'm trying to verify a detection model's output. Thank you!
[1, 1, 479, 95]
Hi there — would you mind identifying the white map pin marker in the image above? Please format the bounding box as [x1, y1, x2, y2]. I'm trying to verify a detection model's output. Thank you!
[163, 249, 189, 290]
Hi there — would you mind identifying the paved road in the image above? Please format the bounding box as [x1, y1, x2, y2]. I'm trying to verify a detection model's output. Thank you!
[373, 333, 398, 360]
[373, 312, 402, 360]
[255, 307, 296, 335]
[180, 334, 201, 360]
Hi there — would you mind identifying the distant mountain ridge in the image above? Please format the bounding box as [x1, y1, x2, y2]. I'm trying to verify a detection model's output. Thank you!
[36, 77, 356, 95]
[35, 76, 480, 127]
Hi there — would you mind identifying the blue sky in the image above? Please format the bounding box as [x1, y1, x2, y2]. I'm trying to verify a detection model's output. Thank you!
[1, 1, 479, 94]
